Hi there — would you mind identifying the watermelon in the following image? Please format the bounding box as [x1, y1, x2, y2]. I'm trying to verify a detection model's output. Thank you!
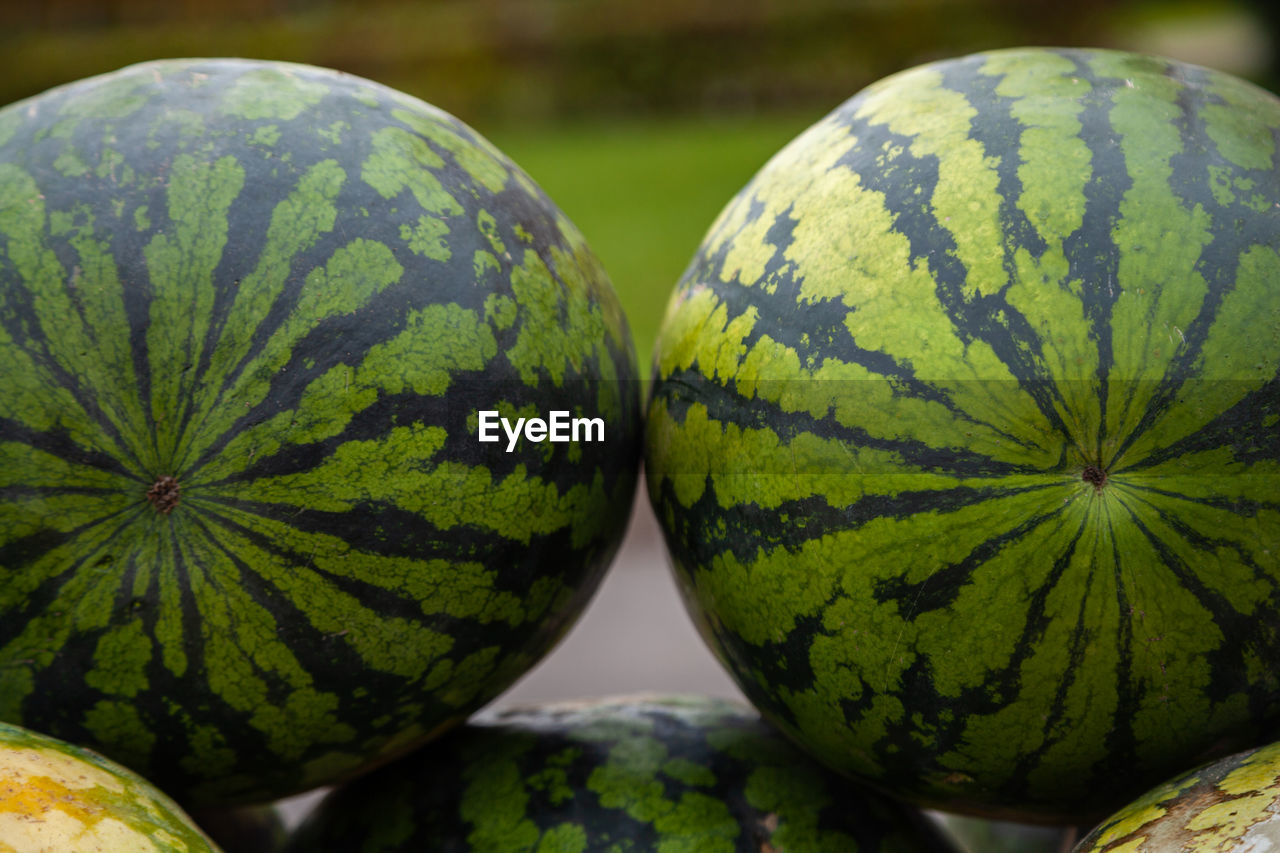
[0, 58, 640, 806]
[280, 694, 961, 852]
[1073, 739, 1280, 851]
[644, 46, 1280, 822]
[0, 720, 221, 851]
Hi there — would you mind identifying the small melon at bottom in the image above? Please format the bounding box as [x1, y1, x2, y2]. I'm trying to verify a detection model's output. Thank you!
[0, 720, 220, 853]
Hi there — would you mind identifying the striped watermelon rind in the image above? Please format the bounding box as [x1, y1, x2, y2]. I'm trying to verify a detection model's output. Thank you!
[0, 720, 221, 851]
[1073, 739, 1280, 851]
[0, 58, 640, 805]
[281, 694, 961, 852]
[645, 47, 1280, 821]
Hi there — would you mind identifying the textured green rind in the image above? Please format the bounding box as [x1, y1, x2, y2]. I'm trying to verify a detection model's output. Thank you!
[280, 694, 961, 853]
[645, 47, 1280, 821]
[0, 720, 221, 851]
[1073, 740, 1280, 851]
[0, 59, 640, 805]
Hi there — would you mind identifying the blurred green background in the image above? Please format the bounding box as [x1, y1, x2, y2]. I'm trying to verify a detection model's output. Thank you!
[1, 0, 1271, 370]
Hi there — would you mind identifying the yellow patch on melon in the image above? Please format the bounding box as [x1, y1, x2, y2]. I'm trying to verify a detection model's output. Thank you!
[0, 746, 175, 852]
[1219, 743, 1280, 797]
[1087, 801, 1166, 848]
[1183, 794, 1279, 849]
[1, 746, 125, 799]
[0, 810, 165, 852]
[1099, 841, 1145, 853]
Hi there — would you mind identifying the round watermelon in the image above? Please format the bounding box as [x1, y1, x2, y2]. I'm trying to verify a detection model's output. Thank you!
[1073, 740, 1280, 851]
[644, 46, 1280, 822]
[281, 694, 961, 852]
[0, 58, 640, 806]
[0, 720, 221, 852]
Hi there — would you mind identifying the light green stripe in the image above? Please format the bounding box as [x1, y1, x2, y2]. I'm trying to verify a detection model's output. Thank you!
[652, 285, 1063, 486]
[0, 441, 131, 498]
[393, 108, 509, 195]
[175, 518, 361, 762]
[54, 205, 152, 470]
[990, 51, 1104, 453]
[994, 50, 1091, 243]
[362, 126, 461, 215]
[85, 620, 151, 699]
[176, 158, 344, 472]
[0, 489, 137, 619]
[196, 498, 532, 625]
[0, 512, 144, 716]
[1123, 446, 1280, 506]
[205, 421, 609, 547]
[646, 397, 1054, 516]
[176, 236, 403, 478]
[0, 165, 133, 463]
[1118, 245, 1280, 471]
[219, 66, 329, 121]
[187, 272, 493, 489]
[186, 504, 457, 680]
[0, 492, 133, 561]
[144, 153, 245, 469]
[1105, 67, 1216, 469]
[505, 247, 610, 386]
[1114, 480, 1279, 616]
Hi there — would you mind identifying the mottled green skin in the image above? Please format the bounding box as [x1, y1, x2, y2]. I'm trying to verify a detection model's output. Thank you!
[1074, 740, 1280, 851]
[281, 695, 960, 852]
[0, 720, 221, 851]
[0, 59, 640, 805]
[645, 47, 1280, 821]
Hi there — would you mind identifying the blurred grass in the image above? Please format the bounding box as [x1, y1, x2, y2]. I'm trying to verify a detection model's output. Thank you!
[487, 110, 822, 373]
[0, 0, 1119, 121]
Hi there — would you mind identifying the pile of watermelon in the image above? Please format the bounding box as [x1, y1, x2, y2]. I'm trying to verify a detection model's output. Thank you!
[2, 45, 1278, 852]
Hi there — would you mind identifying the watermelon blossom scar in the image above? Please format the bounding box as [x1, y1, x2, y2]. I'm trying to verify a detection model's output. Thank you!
[1081, 465, 1107, 491]
[145, 475, 181, 513]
